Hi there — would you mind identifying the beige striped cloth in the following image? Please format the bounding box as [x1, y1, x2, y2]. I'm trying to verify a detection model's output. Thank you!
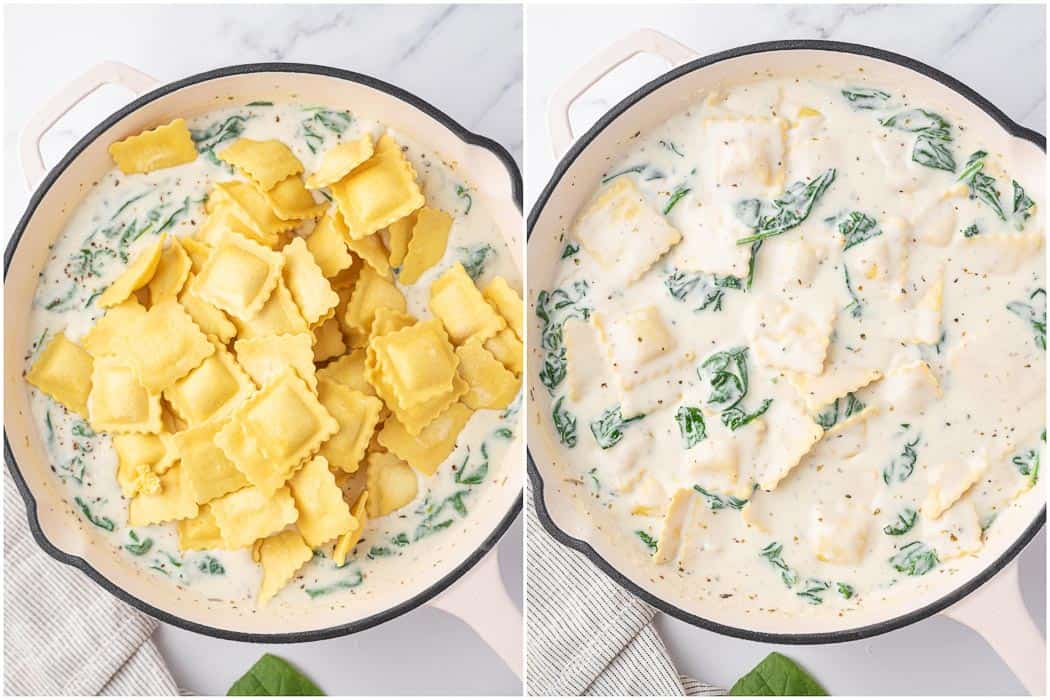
[526, 481, 724, 696]
[4, 472, 179, 696]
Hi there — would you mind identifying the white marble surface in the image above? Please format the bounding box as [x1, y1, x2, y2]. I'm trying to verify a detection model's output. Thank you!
[4, 4, 522, 696]
[526, 3, 1046, 696]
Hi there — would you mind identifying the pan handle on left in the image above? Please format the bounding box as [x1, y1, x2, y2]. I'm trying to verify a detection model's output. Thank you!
[19, 61, 159, 190]
[428, 546, 522, 679]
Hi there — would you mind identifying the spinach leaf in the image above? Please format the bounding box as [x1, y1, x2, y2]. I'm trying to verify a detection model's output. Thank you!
[601, 165, 646, 184]
[635, 530, 658, 552]
[889, 541, 938, 576]
[883, 435, 920, 484]
[198, 555, 225, 575]
[836, 582, 855, 600]
[693, 485, 747, 511]
[455, 184, 473, 215]
[454, 443, 489, 485]
[663, 186, 691, 215]
[305, 571, 365, 598]
[123, 530, 153, 556]
[1012, 180, 1035, 230]
[1006, 288, 1046, 350]
[552, 396, 578, 448]
[659, 139, 685, 157]
[74, 497, 114, 532]
[729, 652, 827, 696]
[228, 653, 324, 696]
[561, 242, 579, 259]
[759, 542, 799, 587]
[841, 87, 891, 111]
[665, 268, 741, 312]
[880, 109, 955, 172]
[838, 211, 882, 250]
[842, 264, 864, 319]
[736, 169, 836, 245]
[1012, 447, 1040, 487]
[456, 244, 494, 281]
[796, 578, 830, 605]
[814, 392, 864, 430]
[882, 507, 918, 536]
[721, 398, 773, 431]
[675, 406, 707, 448]
[536, 282, 591, 393]
[959, 151, 1006, 220]
[589, 405, 643, 449]
[700, 347, 750, 410]
[191, 114, 250, 164]
[962, 222, 980, 238]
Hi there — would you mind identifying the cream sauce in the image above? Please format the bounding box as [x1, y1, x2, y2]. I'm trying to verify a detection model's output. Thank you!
[25, 102, 521, 605]
[539, 76, 1044, 616]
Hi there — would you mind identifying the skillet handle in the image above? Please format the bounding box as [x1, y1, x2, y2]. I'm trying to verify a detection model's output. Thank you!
[427, 547, 522, 679]
[19, 61, 159, 190]
[547, 28, 697, 158]
[941, 562, 1045, 695]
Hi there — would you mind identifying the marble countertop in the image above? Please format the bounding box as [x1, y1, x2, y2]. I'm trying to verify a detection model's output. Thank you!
[525, 3, 1045, 695]
[4, 4, 522, 695]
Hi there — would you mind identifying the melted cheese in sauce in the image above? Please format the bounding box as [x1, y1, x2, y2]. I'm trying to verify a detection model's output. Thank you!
[24, 103, 520, 605]
[539, 76, 1044, 616]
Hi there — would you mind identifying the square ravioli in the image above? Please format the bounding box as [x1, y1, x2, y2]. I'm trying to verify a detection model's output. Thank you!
[482, 277, 523, 341]
[369, 319, 459, 409]
[108, 118, 197, 175]
[88, 356, 162, 434]
[163, 340, 254, 426]
[702, 116, 788, 194]
[172, 420, 249, 504]
[455, 341, 521, 410]
[234, 333, 318, 392]
[212, 180, 297, 238]
[571, 178, 682, 287]
[113, 432, 176, 498]
[378, 402, 474, 476]
[26, 332, 94, 417]
[176, 504, 225, 551]
[218, 138, 303, 191]
[364, 451, 419, 517]
[210, 484, 299, 549]
[305, 133, 375, 190]
[317, 378, 383, 472]
[429, 262, 506, 345]
[282, 237, 339, 326]
[119, 299, 215, 394]
[344, 265, 406, 334]
[193, 232, 284, 321]
[330, 133, 425, 239]
[749, 296, 835, 376]
[258, 528, 313, 605]
[288, 455, 356, 548]
[593, 306, 693, 391]
[316, 349, 375, 396]
[97, 237, 164, 308]
[399, 207, 453, 285]
[306, 208, 354, 278]
[128, 463, 199, 526]
[215, 368, 338, 495]
[232, 279, 308, 339]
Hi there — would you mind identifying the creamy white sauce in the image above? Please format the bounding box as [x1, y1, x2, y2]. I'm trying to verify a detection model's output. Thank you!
[539, 75, 1044, 616]
[25, 102, 521, 605]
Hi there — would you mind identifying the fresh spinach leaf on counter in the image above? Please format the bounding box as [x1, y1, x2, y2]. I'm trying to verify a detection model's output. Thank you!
[635, 530, 659, 553]
[590, 405, 643, 449]
[959, 150, 1006, 220]
[1006, 288, 1046, 350]
[730, 652, 828, 696]
[693, 485, 747, 511]
[883, 507, 918, 536]
[675, 406, 707, 448]
[841, 87, 891, 111]
[736, 169, 836, 245]
[881, 108, 955, 172]
[228, 653, 324, 696]
[759, 542, 799, 587]
[837, 211, 882, 250]
[889, 541, 938, 576]
[883, 435, 920, 484]
[536, 281, 591, 392]
[552, 396, 578, 448]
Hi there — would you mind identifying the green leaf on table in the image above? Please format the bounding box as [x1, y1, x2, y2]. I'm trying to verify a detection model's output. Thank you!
[228, 654, 324, 696]
[729, 652, 828, 696]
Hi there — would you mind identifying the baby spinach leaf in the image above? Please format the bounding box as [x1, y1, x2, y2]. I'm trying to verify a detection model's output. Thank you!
[191, 114, 250, 164]
[841, 87, 891, 111]
[552, 396, 578, 448]
[456, 244, 495, 281]
[455, 184, 473, 215]
[659, 139, 685, 157]
[815, 392, 864, 430]
[736, 169, 836, 245]
[635, 530, 658, 552]
[962, 222, 981, 238]
[796, 578, 830, 605]
[889, 541, 938, 576]
[836, 582, 855, 600]
[881, 109, 955, 172]
[1012, 447, 1040, 486]
[305, 570, 365, 597]
[663, 186, 691, 215]
[227, 653, 324, 696]
[1006, 288, 1046, 350]
[700, 347, 750, 410]
[198, 555, 225, 575]
[842, 264, 864, 319]
[959, 151, 1006, 220]
[883, 507, 918, 536]
[74, 497, 114, 532]
[693, 485, 747, 511]
[123, 530, 153, 556]
[729, 653, 827, 696]
[536, 282, 591, 393]
[590, 405, 643, 449]
[675, 406, 707, 448]
[601, 164, 646, 184]
[1012, 180, 1035, 230]
[665, 268, 741, 312]
[883, 435, 920, 484]
[454, 444, 489, 485]
[721, 398, 773, 431]
[561, 241, 579, 259]
[759, 542, 799, 587]
[838, 211, 882, 250]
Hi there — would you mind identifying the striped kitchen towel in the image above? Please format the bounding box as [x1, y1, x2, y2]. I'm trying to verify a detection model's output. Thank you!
[526, 481, 724, 696]
[4, 472, 180, 696]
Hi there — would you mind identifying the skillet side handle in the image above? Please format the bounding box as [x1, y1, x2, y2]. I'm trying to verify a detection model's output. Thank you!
[942, 562, 1045, 695]
[547, 28, 698, 158]
[19, 61, 159, 190]
[428, 547, 522, 679]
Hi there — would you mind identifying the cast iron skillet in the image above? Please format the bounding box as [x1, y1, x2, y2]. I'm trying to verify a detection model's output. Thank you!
[528, 39, 1046, 645]
[5, 63, 523, 643]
